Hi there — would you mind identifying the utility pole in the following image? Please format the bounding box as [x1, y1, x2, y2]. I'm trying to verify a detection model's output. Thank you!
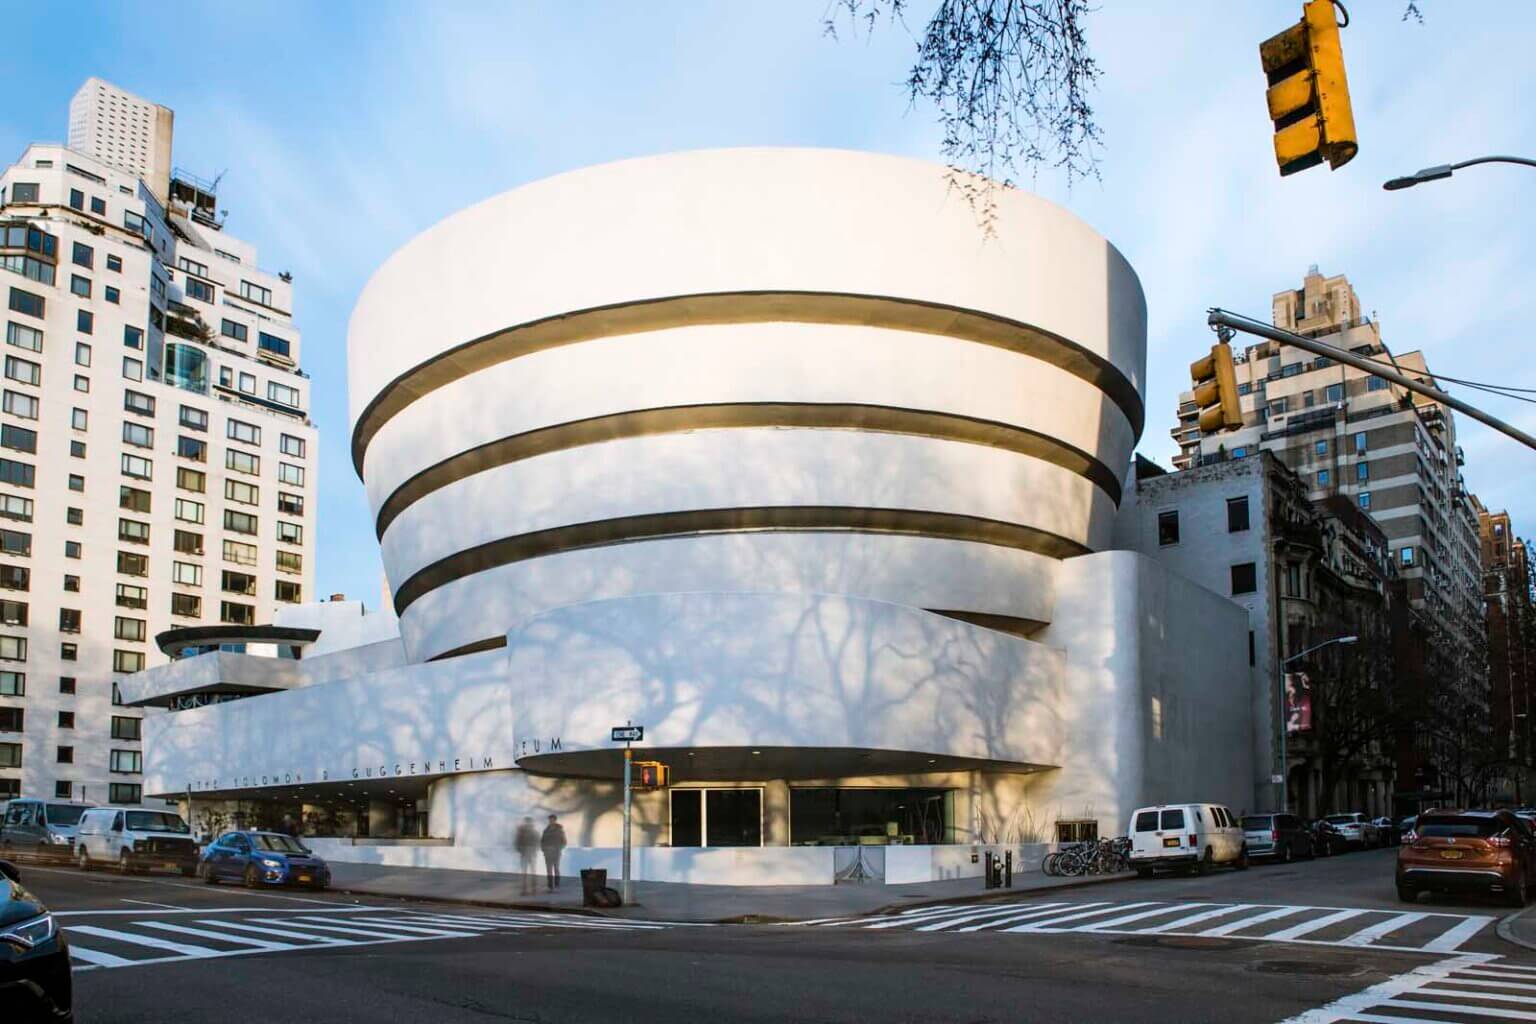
[609, 722, 644, 906]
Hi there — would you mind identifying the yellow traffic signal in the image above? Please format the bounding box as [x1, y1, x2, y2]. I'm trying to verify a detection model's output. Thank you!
[634, 761, 670, 789]
[1260, 0, 1358, 176]
[1190, 342, 1242, 433]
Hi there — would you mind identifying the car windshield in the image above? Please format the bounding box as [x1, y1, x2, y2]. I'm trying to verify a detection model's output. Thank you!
[1324, 815, 1356, 825]
[1418, 817, 1506, 838]
[125, 811, 189, 833]
[1241, 816, 1272, 830]
[46, 804, 86, 825]
[251, 833, 308, 853]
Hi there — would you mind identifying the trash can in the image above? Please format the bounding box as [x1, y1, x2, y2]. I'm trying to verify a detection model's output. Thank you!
[580, 868, 608, 907]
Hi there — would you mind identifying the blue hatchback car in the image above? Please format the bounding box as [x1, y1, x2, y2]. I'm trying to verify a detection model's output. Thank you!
[199, 831, 331, 889]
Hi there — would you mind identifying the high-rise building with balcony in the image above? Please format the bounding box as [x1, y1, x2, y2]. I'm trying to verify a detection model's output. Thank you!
[1170, 266, 1487, 723]
[0, 79, 317, 807]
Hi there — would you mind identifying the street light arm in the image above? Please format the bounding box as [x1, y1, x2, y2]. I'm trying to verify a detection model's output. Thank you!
[1282, 634, 1359, 666]
[1451, 155, 1536, 173]
[1384, 154, 1536, 190]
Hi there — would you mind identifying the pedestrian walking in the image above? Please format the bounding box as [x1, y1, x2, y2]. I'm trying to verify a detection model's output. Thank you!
[514, 816, 540, 896]
[541, 814, 567, 891]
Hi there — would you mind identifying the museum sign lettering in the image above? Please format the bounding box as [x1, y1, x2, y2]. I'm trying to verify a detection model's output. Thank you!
[185, 752, 502, 793]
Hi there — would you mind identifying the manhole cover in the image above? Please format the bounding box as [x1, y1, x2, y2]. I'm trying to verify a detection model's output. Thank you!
[1253, 960, 1366, 978]
[1113, 936, 1242, 951]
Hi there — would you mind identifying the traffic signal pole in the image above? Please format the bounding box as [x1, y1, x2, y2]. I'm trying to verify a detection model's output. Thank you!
[1207, 309, 1536, 454]
[622, 743, 633, 906]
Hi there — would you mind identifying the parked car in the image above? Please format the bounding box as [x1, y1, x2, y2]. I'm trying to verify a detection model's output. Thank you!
[75, 806, 198, 876]
[1397, 808, 1536, 905]
[1398, 815, 1418, 840]
[0, 799, 93, 864]
[1372, 817, 1399, 846]
[1323, 812, 1381, 849]
[199, 831, 330, 889]
[1128, 803, 1248, 876]
[0, 858, 71, 1021]
[1241, 813, 1315, 863]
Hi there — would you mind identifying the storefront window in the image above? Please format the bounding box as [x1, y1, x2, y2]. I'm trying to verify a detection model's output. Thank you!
[790, 787, 954, 845]
[668, 789, 762, 847]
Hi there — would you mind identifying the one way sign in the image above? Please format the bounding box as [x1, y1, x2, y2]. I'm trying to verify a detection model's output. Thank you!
[611, 725, 644, 743]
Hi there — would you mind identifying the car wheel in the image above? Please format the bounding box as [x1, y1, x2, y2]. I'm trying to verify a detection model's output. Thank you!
[1135, 865, 1153, 879]
[1236, 846, 1249, 871]
[1281, 842, 1294, 865]
[1196, 848, 1213, 876]
[1397, 883, 1418, 903]
[201, 862, 218, 885]
[244, 864, 261, 888]
[1509, 874, 1530, 908]
[118, 851, 133, 875]
[76, 847, 90, 871]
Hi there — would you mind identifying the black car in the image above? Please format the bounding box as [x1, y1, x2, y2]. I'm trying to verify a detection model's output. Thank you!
[0, 859, 71, 1021]
[1241, 813, 1315, 862]
[1306, 818, 1348, 856]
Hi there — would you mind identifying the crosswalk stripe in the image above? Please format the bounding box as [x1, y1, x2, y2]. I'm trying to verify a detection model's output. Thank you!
[136, 921, 299, 950]
[195, 919, 348, 944]
[1439, 976, 1536, 993]
[1263, 908, 1366, 942]
[280, 915, 478, 937]
[955, 902, 1113, 933]
[819, 904, 966, 928]
[1336, 912, 1429, 947]
[1422, 915, 1495, 953]
[1191, 905, 1305, 936]
[1138, 904, 1258, 934]
[1455, 961, 1536, 975]
[912, 903, 1071, 933]
[1418, 984, 1536, 1005]
[1381, 997, 1536, 1020]
[403, 912, 664, 931]
[67, 944, 136, 967]
[1005, 902, 1160, 933]
[1341, 1014, 1451, 1024]
[1078, 904, 1215, 932]
[66, 925, 221, 957]
[249, 918, 470, 941]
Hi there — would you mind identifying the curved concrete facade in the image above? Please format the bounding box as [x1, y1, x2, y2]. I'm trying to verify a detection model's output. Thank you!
[348, 148, 1148, 662]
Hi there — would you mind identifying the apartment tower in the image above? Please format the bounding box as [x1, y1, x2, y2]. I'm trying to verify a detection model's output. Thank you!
[0, 79, 317, 806]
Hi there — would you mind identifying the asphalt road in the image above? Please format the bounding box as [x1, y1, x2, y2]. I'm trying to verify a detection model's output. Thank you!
[11, 848, 1536, 1023]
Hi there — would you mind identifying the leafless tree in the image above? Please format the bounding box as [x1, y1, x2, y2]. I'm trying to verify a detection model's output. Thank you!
[825, 0, 1102, 220]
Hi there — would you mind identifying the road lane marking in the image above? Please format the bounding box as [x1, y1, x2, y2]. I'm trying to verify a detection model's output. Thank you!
[1004, 902, 1159, 933]
[955, 902, 1114, 933]
[136, 920, 300, 950]
[194, 919, 349, 944]
[120, 899, 183, 910]
[1263, 908, 1366, 942]
[250, 916, 478, 940]
[1138, 904, 1258, 934]
[1423, 914, 1497, 953]
[56, 905, 377, 917]
[66, 924, 220, 957]
[66, 944, 136, 967]
[1336, 912, 1429, 947]
[914, 903, 1072, 932]
[1379, 997, 1536, 1019]
[1195, 906, 1307, 936]
[1273, 952, 1501, 1023]
[1076, 904, 1215, 932]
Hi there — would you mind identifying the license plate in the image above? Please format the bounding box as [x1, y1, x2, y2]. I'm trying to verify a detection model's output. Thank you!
[1162, 837, 1179, 848]
[297, 873, 311, 882]
[163, 861, 178, 870]
[1440, 850, 1464, 860]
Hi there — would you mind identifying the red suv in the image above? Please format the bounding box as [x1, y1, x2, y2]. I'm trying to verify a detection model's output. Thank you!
[1397, 809, 1536, 905]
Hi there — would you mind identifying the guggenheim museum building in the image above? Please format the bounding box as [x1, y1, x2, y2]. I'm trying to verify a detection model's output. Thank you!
[127, 149, 1252, 885]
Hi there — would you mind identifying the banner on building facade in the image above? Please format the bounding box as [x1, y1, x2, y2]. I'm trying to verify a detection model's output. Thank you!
[1285, 671, 1313, 734]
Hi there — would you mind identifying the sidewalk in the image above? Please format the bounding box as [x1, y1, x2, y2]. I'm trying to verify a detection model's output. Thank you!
[1496, 902, 1536, 953]
[326, 861, 1132, 924]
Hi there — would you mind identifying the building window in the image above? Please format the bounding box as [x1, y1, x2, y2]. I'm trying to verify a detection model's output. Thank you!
[220, 601, 255, 626]
[0, 425, 36, 454]
[57, 711, 72, 730]
[225, 540, 257, 566]
[275, 550, 302, 574]
[112, 650, 144, 674]
[1325, 383, 1344, 402]
[1156, 510, 1179, 546]
[174, 498, 204, 524]
[122, 422, 153, 448]
[1318, 469, 1330, 486]
[172, 561, 202, 587]
[226, 450, 259, 476]
[170, 592, 201, 618]
[1401, 546, 1415, 566]
[0, 529, 28, 556]
[240, 280, 272, 306]
[116, 551, 148, 576]
[1357, 461, 1369, 481]
[279, 434, 306, 458]
[1230, 562, 1258, 595]
[109, 783, 141, 804]
[115, 584, 147, 609]
[276, 521, 303, 545]
[0, 458, 34, 487]
[177, 467, 206, 493]
[278, 462, 304, 486]
[113, 616, 146, 642]
[177, 436, 206, 462]
[0, 495, 30, 522]
[226, 480, 259, 505]
[110, 749, 142, 774]
[62, 575, 78, 592]
[76, 310, 93, 335]
[221, 319, 248, 342]
[224, 510, 257, 535]
[69, 440, 86, 459]
[117, 518, 149, 544]
[1354, 432, 1367, 454]
[267, 381, 300, 407]
[1358, 492, 1371, 510]
[179, 405, 208, 431]
[122, 356, 142, 381]
[57, 677, 73, 695]
[9, 183, 39, 204]
[4, 355, 40, 386]
[185, 277, 214, 303]
[8, 288, 44, 319]
[63, 541, 80, 560]
[74, 341, 91, 366]
[0, 635, 26, 661]
[0, 743, 20, 769]
[123, 325, 143, 349]
[119, 486, 152, 513]
[0, 672, 21, 696]
[106, 254, 122, 272]
[104, 285, 118, 304]
[65, 507, 82, 526]
[70, 274, 91, 298]
[238, 372, 256, 395]
[227, 419, 260, 445]
[0, 600, 25, 626]
[71, 407, 87, 431]
[0, 707, 20, 732]
[90, 196, 105, 215]
[2, 391, 37, 420]
[221, 570, 256, 596]
[277, 491, 303, 516]
[275, 580, 302, 603]
[67, 474, 83, 493]
[173, 530, 204, 556]
[56, 746, 73, 764]
[120, 454, 152, 480]
[6, 322, 42, 352]
[123, 390, 155, 416]
[258, 332, 291, 359]
[53, 781, 70, 799]
[111, 716, 142, 741]
[1368, 377, 1388, 392]
[1314, 440, 1327, 456]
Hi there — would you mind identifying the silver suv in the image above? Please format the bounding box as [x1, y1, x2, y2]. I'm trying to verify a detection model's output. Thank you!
[1323, 812, 1381, 849]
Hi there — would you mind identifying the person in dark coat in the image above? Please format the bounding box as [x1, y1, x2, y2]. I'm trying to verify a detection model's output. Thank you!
[514, 817, 540, 896]
[541, 814, 567, 891]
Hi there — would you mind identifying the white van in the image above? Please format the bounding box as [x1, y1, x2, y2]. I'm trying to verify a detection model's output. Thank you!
[75, 805, 198, 875]
[1128, 803, 1248, 876]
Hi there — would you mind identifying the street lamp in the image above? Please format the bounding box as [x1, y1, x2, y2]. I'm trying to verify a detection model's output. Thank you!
[1383, 155, 1536, 190]
[1276, 635, 1359, 815]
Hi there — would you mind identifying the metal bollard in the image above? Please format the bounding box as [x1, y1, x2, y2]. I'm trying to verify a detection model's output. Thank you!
[1004, 850, 1013, 888]
[983, 851, 995, 888]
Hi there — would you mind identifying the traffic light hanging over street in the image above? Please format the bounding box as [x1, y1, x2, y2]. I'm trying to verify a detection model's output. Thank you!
[1260, 0, 1358, 176]
[1190, 342, 1242, 433]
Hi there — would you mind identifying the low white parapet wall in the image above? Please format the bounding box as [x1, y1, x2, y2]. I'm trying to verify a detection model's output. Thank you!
[306, 838, 1049, 887]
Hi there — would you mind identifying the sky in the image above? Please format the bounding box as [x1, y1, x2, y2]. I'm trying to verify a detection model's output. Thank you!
[3, 1, 1534, 606]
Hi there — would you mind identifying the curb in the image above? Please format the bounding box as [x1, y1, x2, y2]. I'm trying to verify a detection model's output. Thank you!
[1495, 903, 1536, 953]
[330, 885, 610, 919]
[861, 871, 1136, 919]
